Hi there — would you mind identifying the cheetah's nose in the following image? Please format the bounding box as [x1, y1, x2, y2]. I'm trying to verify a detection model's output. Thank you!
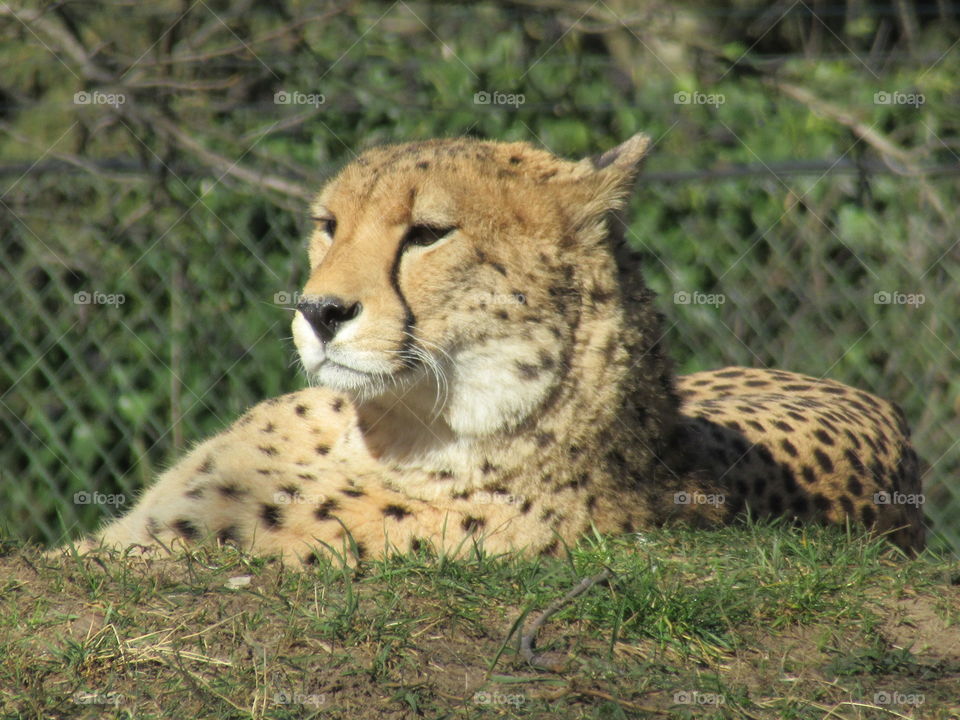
[296, 296, 362, 344]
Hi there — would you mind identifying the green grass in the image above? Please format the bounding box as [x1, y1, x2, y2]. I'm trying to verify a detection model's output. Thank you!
[2, 522, 958, 719]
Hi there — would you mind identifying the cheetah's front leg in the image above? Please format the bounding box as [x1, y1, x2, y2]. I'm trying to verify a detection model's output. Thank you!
[63, 435, 529, 566]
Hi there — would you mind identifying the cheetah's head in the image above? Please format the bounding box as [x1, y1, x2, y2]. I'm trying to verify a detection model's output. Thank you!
[293, 134, 650, 437]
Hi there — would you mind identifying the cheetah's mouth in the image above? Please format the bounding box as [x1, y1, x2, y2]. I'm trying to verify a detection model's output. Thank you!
[307, 351, 429, 399]
[310, 357, 377, 390]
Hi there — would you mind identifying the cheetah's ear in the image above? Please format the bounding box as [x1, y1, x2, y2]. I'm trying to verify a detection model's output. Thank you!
[573, 133, 652, 216]
[585, 132, 652, 176]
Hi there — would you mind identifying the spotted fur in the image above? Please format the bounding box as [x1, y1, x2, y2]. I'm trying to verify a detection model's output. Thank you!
[57, 134, 924, 564]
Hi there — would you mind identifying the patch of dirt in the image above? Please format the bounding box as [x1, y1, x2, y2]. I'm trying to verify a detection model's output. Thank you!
[880, 593, 960, 662]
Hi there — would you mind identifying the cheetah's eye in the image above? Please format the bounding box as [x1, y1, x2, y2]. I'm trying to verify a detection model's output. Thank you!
[403, 224, 457, 248]
[313, 216, 337, 238]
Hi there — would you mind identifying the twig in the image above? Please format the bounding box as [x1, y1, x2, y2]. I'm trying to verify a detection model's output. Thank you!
[0, 121, 145, 183]
[0, 3, 113, 83]
[667, 36, 953, 224]
[518, 568, 612, 671]
[139, 8, 347, 67]
[536, 681, 673, 714]
[572, 685, 672, 715]
[124, 77, 242, 92]
[768, 80, 917, 173]
[2, 3, 316, 204]
[666, 35, 926, 177]
[141, 112, 314, 201]
[768, 79, 951, 223]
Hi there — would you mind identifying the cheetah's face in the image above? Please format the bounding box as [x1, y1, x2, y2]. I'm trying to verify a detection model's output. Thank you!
[293, 136, 649, 436]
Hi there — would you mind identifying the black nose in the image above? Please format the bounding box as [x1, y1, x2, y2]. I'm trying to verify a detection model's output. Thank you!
[297, 296, 362, 344]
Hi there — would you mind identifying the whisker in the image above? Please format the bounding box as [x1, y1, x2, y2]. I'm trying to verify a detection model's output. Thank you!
[287, 328, 455, 416]
[402, 331, 452, 418]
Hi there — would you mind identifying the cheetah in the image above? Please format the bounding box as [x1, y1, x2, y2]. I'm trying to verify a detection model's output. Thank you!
[54, 133, 924, 565]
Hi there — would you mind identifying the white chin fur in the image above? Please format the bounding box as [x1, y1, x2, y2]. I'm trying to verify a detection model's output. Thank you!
[314, 362, 379, 394]
[443, 339, 556, 437]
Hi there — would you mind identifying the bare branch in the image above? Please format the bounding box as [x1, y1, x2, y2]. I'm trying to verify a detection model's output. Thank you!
[0, 3, 113, 83]
[518, 568, 612, 672]
[143, 7, 347, 68]
[769, 80, 918, 174]
[141, 113, 313, 202]
[0, 121, 144, 183]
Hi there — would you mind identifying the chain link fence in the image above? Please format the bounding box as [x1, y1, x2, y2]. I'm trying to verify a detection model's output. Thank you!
[1, 1, 957, 552]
